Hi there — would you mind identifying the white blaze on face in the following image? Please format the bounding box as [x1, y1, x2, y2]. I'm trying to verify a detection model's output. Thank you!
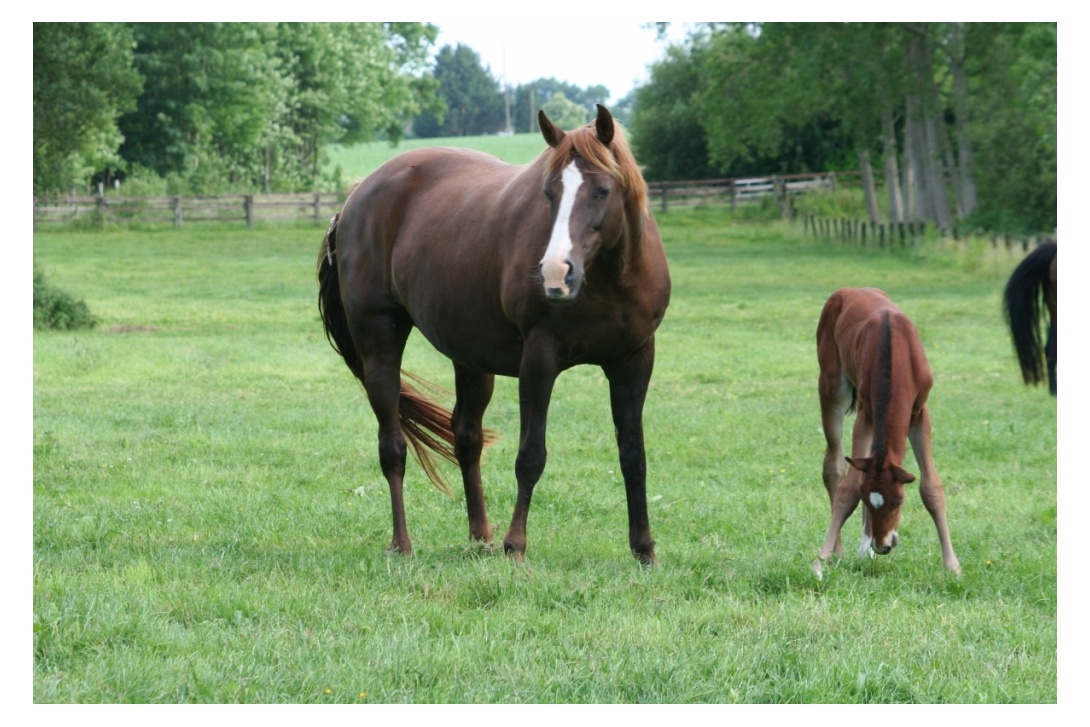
[540, 161, 584, 293]
[869, 492, 885, 509]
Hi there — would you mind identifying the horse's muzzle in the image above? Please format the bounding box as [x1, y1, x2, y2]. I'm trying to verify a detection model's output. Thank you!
[540, 260, 581, 301]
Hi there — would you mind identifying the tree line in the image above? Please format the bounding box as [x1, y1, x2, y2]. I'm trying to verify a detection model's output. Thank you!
[35, 23, 1055, 235]
[33, 22, 614, 199]
[628, 22, 1056, 234]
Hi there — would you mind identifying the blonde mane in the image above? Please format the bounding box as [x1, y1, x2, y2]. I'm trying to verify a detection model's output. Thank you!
[544, 121, 649, 216]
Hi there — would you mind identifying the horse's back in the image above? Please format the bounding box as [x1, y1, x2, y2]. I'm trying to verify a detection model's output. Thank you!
[820, 287, 930, 391]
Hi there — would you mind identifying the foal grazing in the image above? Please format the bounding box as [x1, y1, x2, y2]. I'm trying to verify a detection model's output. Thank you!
[812, 288, 960, 578]
[317, 105, 670, 563]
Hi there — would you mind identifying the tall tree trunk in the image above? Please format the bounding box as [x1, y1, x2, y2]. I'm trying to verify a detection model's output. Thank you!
[881, 108, 904, 224]
[858, 147, 881, 224]
[902, 95, 926, 223]
[904, 24, 952, 231]
[948, 22, 978, 218]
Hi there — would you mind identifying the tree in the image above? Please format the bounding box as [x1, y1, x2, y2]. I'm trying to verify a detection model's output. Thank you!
[629, 44, 719, 181]
[33, 23, 142, 196]
[115, 22, 441, 193]
[540, 92, 588, 131]
[413, 44, 505, 137]
[510, 78, 610, 133]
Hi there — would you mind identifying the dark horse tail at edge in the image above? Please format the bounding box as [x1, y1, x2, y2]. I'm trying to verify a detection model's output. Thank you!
[1002, 240, 1057, 396]
[318, 214, 480, 495]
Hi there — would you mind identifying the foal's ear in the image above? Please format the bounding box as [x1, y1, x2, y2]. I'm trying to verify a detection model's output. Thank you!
[539, 110, 566, 148]
[846, 456, 873, 472]
[891, 466, 916, 484]
[595, 104, 615, 146]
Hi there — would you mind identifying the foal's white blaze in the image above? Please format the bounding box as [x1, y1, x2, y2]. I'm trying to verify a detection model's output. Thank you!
[540, 161, 584, 295]
[869, 492, 885, 509]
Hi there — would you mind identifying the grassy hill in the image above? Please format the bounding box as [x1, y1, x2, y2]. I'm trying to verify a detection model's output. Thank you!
[326, 133, 549, 183]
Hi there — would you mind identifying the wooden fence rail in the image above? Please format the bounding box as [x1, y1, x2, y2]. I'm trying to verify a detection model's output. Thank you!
[33, 192, 347, 228]
[34, 171, 866, 228]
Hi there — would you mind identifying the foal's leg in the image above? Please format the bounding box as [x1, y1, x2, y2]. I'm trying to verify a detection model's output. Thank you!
[603, 340, 658, 565]
[452, 363, 495, 547]
[813, 414, 870, 578]
[352, 311, 414, 554]
[502, 336, 560, 562]
[817, 347, 852, 557]
[908, 405, 961, 574]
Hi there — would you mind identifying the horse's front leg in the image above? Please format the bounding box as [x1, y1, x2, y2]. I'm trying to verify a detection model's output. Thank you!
[502, 339, 560, 562]
[603, 339, 657, 565]
[909, 406, 961, 575]
[452, 364, 495, 547]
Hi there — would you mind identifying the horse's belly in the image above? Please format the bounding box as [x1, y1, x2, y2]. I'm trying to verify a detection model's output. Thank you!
[409, 310, 524, 377]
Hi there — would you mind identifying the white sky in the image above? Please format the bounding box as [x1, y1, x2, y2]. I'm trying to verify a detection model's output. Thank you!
[432, 21, 696, 105]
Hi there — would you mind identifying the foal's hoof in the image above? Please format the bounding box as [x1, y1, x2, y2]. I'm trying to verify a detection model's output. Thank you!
[812, 558, 825, 580]
[634, 551, 659, 567]
[386, 541, 413, 557]
[502, 541, 526, 564]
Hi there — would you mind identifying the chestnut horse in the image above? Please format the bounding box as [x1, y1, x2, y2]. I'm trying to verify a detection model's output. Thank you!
[317, 105, 670, 563]
[812, 288, 960, 578]
[1003, 240, 1057, 396]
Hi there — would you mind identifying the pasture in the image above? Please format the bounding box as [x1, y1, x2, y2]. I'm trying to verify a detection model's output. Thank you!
[32, 208, 1056, 703]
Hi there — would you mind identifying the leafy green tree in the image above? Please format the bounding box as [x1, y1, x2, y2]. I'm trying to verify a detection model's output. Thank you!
[629, 44, 718, 181]
[540, 92, 588, 131]
[33, 22, 142, 196]
[413, 44, 504, 137]
[965, 23, 1056, 232]
[510, 78, 610, 133]
[116, 22, 440, 192]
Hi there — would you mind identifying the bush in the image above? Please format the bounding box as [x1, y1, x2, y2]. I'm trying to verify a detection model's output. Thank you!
[33, 268, 97, 330]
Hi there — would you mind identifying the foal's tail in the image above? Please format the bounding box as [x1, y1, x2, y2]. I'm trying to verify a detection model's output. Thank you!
[1002, 241, 1057, 388]
[318, 215, 477, 495]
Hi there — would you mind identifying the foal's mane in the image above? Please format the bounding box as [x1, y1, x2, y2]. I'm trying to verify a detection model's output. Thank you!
[543, 121, 649, 216]
[870, 312, 894, 462]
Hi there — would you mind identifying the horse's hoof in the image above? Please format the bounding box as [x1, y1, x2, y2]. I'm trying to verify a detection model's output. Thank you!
[502, 542, 526, 563]
[812, 558, 824, 580]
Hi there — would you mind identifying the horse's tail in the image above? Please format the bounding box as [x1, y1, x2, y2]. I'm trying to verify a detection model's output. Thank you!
[318, 215, 494, 495]
[1003, 241, 1057, 387]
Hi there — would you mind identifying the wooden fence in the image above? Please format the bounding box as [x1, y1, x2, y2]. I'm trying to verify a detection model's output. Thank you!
[33, 192, 347, 228]
[650, 171, 853, 213]
[33, 171, 862, 228]
[799, 212, 1053, 252]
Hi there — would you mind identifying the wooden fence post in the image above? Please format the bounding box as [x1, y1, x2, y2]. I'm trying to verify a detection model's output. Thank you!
[172, 196, 183, 228]
[313, 193, 322, 226]
[660, 182, 669, 214]
[244, 195, 254, 227]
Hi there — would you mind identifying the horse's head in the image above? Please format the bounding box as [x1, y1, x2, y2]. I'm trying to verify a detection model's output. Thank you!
[847, 455, 914, 555]
[536, 104, 646, 302]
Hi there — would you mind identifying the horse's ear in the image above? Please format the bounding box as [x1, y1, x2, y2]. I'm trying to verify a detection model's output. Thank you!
[846, 456, 872, 473]
[891, 466, 916, 485]
[595, 104, 615, 146]
[539, 110, 566, 148]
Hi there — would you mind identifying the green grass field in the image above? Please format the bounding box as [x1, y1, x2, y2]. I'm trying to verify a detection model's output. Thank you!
[326, 133, 547, 183]
[32, 207, 1056, 703]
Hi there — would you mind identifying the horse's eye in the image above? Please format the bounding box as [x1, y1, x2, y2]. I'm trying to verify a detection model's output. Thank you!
[594, 187, 610, 200]
[544, 189, 555, 201]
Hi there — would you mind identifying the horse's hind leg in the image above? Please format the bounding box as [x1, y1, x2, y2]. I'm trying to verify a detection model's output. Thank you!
[452, 364, 495, 547]
[604, 340, 658, 565]
[1046, 316, 1057, 396]
[352, 310, 415, 554]
[908, 406, 960, 574]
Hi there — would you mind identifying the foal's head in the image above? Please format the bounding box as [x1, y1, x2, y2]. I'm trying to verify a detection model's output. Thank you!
[848, 455, 915, 555]
[535, 104, 647, 302]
